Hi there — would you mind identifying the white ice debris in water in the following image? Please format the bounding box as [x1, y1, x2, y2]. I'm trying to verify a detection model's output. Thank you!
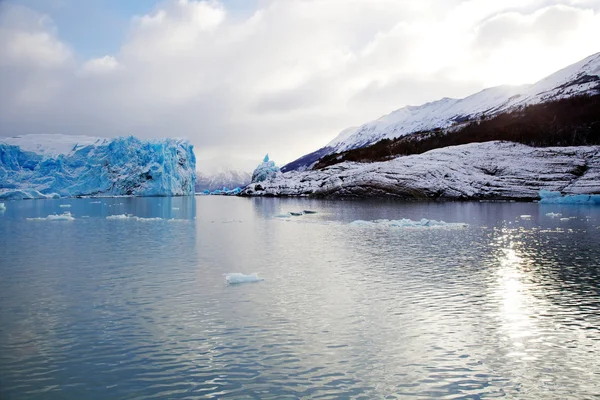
[546, 212, 563, 218]
[225, 273, 264, 284]
[350, 218, 467, 228]
[0, 202, 5, 210]
[520, 215, 532, 219]
[59, 204, 72, 208]
[27, 212, 75, 221]
[107, 214, 164, 221]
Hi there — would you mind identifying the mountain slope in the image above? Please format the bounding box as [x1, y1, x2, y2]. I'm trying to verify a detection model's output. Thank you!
[243, 142, 600, 199]
[195, 169, 251, 192]
[283, 52, 600, 171]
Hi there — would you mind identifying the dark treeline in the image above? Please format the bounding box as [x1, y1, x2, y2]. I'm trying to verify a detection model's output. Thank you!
[314, 93, 600, 169]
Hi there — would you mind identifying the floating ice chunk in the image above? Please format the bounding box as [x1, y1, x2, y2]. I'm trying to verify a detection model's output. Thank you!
[350, 218, 467, 228]
[539, 190, 600, 205]
[106, 214, 133, 220]
[560, 218, 570, 221]
[225, 273, 264, 284]
[520, 215, 532, 219]
[59, 204, 72, 208]
[172, 207, 179, 210]
[90, 201, 101, 204]
[546, 212, 562, 218]
[27, 212, 75, 221]
[0, 202, 5, 210]
[106, 214, 167, 221]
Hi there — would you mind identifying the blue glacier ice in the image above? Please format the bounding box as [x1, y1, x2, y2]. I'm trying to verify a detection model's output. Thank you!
[251, 154, 280, 183]
[0, 135, 196, 199]
[539, 190, 600, 205]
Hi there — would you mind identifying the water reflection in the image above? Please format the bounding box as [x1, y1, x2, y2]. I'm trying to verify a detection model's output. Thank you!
[1, 197, 599, 399]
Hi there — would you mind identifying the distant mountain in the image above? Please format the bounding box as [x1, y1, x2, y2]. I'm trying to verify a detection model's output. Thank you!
[195, 169, 251, 192]
[282, 52, 600, 172]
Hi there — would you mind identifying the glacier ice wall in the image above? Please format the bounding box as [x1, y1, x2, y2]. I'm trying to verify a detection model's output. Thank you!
[0, 136, 196, 199]
[251, 154, 280, 183]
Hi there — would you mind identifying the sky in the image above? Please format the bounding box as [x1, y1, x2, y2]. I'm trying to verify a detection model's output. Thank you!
[1, 0, 599, 172]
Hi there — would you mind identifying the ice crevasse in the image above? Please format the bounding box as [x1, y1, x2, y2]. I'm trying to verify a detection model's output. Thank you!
[0, 135, 196, 199]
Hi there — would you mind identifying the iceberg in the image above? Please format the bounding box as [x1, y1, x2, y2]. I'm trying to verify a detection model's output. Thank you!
[251, 154, 280, 183]
[539, 190, 600, 205]
[0, 134, 195, 199]
[225, 273, 264, 284]
[27, 212, 75, 221]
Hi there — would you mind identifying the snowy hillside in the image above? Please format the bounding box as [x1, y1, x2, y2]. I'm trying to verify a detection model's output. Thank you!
[195, 169, 251, 192]
[243, 142, 600, 200]
[284, 52, 600, 171]
[0, 134, 196, 199]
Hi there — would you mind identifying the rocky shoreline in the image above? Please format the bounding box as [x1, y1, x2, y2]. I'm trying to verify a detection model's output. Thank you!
[240, 141, 600, 200]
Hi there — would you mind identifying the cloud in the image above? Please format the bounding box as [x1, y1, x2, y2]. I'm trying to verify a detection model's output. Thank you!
[0, 0, 599, 170]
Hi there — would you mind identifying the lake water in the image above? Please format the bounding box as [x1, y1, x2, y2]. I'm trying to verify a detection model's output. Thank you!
[1, 196, 599, 399]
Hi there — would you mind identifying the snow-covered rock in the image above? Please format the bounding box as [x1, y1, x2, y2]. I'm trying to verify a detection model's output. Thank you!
[0, 134, 196, 199]
[284, 52, 600, 171]
[241, 142, 600, 200]
[251, 154, 281, 183]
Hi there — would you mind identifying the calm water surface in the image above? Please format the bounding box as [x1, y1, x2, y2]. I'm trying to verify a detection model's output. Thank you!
[1, 196, 599, 399]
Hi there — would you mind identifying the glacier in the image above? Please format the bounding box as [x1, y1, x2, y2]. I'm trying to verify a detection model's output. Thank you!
[539, 190, 600, 205]
[0, 135, 196, 199]
[251, 154, 280, 183]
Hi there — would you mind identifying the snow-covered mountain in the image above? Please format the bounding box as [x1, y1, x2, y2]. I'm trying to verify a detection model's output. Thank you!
[283, 52, 600, 171]
[0, 134, 196, 199]
[243, 141, 600, 199]
[195, 169, 251, 192]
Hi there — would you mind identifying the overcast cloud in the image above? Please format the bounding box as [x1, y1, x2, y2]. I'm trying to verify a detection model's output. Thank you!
[0, 0, 599, 171]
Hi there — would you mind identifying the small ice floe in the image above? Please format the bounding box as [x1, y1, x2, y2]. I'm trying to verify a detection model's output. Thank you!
[225, 273, 264, 284]
[520, 215, 532, 219]
[106, 214, 162, 221]
[27, 212, 75, 221]
[90, 201, 101, 204]
[546, 212, 562, 218]
[172, 207, 180, 210]
[59, 204, 71, 208]
[0, 202, 5, 210]
[350, 218, 467, 228]
[560, 218, 570, 221]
